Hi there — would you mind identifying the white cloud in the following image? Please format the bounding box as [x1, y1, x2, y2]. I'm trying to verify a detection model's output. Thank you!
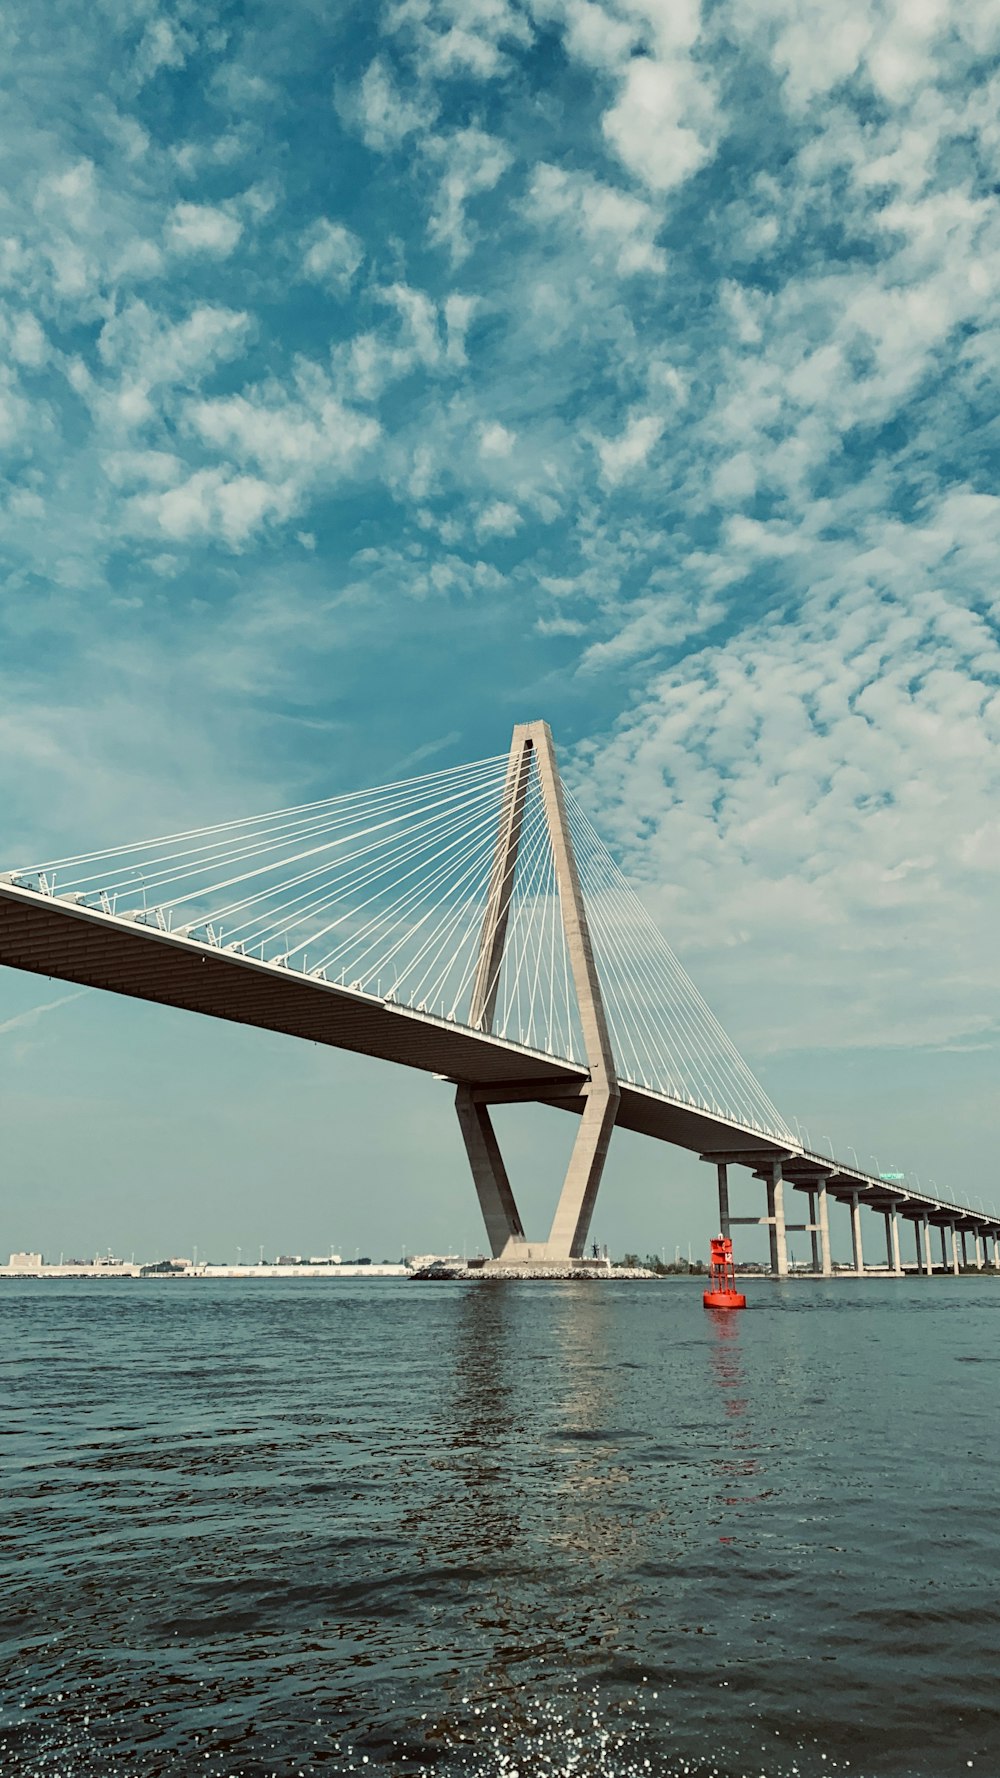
[602, 53, 718, 193]
[300, 218, 363, 291]
[524, 163, 666, 276]
[90, 303, 252, 439]
[342, 57, 436, 151]
[579, 586, 725, 669]
[188, 383, 380, 480]
[475, 499, 521, 538]
[426, 128, 512, 262]
[443, 293, 477, 364]
[165, 203, 242, 257]
[334, 283, 467, 399]
[133, 18, 193, 86]
[8, 312, 47, 367]
[597, 411, 664, 487]
[479, 421, 516, 457]
[0, 991, 85, 1039]
[125, 466, 297, 549]
[578, 494, 1000, 1054]
[390, 0, 533, 81]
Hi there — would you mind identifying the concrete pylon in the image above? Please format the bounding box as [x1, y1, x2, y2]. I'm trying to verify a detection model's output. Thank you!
[849, 1192, 864, 1276]
[766, 1159, 788, 1277]
[717, 1162, 731, 1241]
[950, 1224, 960, 1275]
[468, 739, 532, 1033]
[816, 1178, 832, 1276]
[458, 721, 620, 1263]
[889, 1207, 902, 1276]
[807, 1190, 820, 1272]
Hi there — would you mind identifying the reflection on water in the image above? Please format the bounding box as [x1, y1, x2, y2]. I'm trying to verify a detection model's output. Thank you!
[2, 1277, 1000, 1777]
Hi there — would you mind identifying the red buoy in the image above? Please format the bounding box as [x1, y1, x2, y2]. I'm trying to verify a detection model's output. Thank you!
[703, 1235, 746, 1310]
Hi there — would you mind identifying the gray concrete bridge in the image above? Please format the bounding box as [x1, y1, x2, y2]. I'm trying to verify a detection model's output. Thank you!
[1, 720, 994, 1275]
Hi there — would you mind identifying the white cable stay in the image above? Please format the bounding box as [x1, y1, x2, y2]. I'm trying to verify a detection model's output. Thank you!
[10, 744, 787, 1129]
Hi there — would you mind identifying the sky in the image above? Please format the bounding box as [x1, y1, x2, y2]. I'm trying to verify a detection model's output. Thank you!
[2, 0, 999, 1265]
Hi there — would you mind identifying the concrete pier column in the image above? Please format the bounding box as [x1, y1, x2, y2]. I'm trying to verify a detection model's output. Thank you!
[960, 1231, 969, 1268]
[913, 1218, 922, 1269]
[817, 1179, 832, 1277]
[717, 1162, 731, 1242]
[921, 1215, 934, 1276]
[884, 1212, 893, 1270]
[939, 1226, 948, 1268]
[974, 1231, 984, 1270]
[889, 1208, 902, 1276]
[808, 1190, 820, 1273]
[849, 1192, 864, 1276]
[766, 1160, 788, 1278]
[992, 1233, 1000, 1269]
[950, 1224, 960, 1276]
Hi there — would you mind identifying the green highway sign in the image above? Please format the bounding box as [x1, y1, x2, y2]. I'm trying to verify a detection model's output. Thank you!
[879, 1171, 905, 1181]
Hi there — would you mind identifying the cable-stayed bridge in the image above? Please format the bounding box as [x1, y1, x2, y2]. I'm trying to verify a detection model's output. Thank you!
[1, 721, 996, 1275]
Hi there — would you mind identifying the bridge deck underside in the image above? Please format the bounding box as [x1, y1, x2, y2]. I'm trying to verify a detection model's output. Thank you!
[0, 885, 780, 1158]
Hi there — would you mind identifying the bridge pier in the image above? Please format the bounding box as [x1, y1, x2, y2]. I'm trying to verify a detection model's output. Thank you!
[960, 1230, 969, 1267]
[849, 1192, 864, 1276]
[816, 1179, 832, 1275]
[716, 1162, 731, 1241]
[921, 1214, 934, 1276]
[950, 1224, 961, 1275]
[939, 1225, 949, 1270]
[886, 1209, 902, 1275]
[766, 1159, 788, 1278]
[974, 1231, 985, 1270]
[807, 1189, 820, 1272]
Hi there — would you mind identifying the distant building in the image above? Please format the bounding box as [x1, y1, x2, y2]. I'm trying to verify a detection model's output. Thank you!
[9, 1252, 43, 1271]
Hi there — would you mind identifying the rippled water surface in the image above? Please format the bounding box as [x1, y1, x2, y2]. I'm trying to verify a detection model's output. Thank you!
[2, 1277, 998, 1777]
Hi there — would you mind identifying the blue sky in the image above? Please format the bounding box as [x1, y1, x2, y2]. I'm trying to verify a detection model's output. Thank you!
[2, 0, 999, 1262]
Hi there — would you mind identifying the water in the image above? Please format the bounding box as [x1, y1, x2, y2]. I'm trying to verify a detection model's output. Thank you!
[1, 1277, 998, 1778]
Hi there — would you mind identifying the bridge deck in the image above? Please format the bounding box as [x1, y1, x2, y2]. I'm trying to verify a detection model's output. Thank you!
[1, 882, 994, 1233]
[0, 882, 781, 1158]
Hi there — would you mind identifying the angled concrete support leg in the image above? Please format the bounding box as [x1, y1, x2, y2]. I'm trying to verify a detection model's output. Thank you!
[546, 1086, 620, 1259]
[817, 1179, 832, 1277]
[849, 1192, 864, 1276]
[455, 1086, 525, 1257]
[961, 1231, 968, 1268]
[921, 1215, 934, 1276]
[951, 1224, 960, 1275]
[717, 1163, 731, 1242]
[766, 1160, 788, 1278]
[974, 1231, 985, 1270]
